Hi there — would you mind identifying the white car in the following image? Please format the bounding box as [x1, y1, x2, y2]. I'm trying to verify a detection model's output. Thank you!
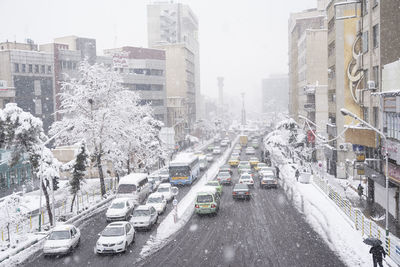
[245, 147, 255, 155]
[213, 147, 221, 155]
[43, 224, 81, 256]
[158, 169, 170, 183]
[157, 183, 175, 202]
[206, 153, 214, 162]
[239, 173, 254, 186]
[106, 198, 134, 222]
[146, 193, 167, 214]
[130, 205, 158, 230]
[95, 222, 135, 254]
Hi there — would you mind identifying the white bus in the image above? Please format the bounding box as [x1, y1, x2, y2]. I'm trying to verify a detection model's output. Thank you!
[116, 173, 150, 204]
[169, 153, 200, 185]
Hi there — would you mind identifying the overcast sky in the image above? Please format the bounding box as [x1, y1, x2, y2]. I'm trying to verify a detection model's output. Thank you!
[0, 0, 317, 112]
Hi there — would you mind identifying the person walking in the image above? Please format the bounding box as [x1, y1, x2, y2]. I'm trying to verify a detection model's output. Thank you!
[275, 166, 280, 179]
[369, 244, 386, 267]
[295, 169, 300, 182]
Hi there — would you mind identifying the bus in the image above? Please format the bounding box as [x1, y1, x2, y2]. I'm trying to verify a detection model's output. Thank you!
[169, 153, 200, 185]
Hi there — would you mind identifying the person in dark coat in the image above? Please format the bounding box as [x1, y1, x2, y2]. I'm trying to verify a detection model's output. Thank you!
[369, 244, 386, 267]
[295, 169, 300, 181]
[275, 166, 280, 179]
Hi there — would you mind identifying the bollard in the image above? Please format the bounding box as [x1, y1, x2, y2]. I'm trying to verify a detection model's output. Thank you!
[355, 211, 358, 230]
[378, 229, 381, 239]
[16, 224, 18, 234]
[387, 238, 391, 256]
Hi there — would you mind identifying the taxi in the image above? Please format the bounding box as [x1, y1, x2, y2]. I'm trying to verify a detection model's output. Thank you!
[195, 187, 220, 215]
[254, 162, 267, 171]
[249, 157, 259, 167]
[228, 156, 240, 167]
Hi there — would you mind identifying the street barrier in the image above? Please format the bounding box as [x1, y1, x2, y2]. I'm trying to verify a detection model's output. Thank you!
[313, 174, 400, 265]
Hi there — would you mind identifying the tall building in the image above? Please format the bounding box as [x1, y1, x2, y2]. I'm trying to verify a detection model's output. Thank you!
[103, 46, 167, 124]
[0, 80, 15, 109]
[288, 2, 327, 121]
[262, 74, 289, 114]
[147, 1, 201, 130]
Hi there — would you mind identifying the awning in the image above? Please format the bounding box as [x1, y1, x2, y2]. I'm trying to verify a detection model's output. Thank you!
[344, 127, 377, 148]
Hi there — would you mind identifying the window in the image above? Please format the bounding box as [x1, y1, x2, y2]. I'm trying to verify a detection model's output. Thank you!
[28, 64, 33, 73]
[373, 66, 379, 88]
[373, 24, 379, 48]
[363, 69, 369, 89]
[136, 84, 151, 90]
[34, 65, 39, 73]
[67, 61, 72, 69]
[328, 41, 335, 57]
[47, 65, 52, 73]
[22, 64, 26, 72]
[72, 62, 77, 70]
[151, 84, 163, 91]
[363, 107, 369, 122]
[14, 63, 19, 73]
[119, 68, 123, 73]
[41, 65, 45, 73]
[34, 99, 42, 115]
[362, 31, 368, 53]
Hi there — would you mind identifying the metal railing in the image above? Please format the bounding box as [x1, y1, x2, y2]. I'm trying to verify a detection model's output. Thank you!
[313, 174, 400, 265]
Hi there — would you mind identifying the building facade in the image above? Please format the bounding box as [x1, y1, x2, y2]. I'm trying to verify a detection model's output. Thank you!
[262, 74, 289, 114]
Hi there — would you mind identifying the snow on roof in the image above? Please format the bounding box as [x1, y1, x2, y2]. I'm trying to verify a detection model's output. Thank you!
[196, 186, 217, 195]
[119, 173, 148, 184]
[170, 152, 198, 166]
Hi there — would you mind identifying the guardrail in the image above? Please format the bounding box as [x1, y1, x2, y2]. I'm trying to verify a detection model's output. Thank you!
[313, 174, 400, 265]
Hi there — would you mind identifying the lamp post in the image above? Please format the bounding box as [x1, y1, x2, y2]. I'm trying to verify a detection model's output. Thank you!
[340, 108, 389, 236]
[38, 125, 74, 231]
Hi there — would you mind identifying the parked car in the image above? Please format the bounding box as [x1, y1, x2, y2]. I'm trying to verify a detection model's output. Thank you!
[130, 205, 158, 230]
[260, 172, 278, 189]
[232, 183, 250, 200]
[245, 147, 255, 155]
[95, 222, 135, 254]
[195, 187, 220, 215]
[43, 225, 81, 256]
[157, 183, 177, 202]
[217, 171, 232, 185]
[106, 198, 135, 222]
[239, 173, 254, 186]
[205, 180, 223, 195]
[146, 193, 167, 214]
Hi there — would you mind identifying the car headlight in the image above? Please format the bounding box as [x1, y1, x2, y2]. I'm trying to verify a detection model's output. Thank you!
[117, 240, 124, 245]
[96, 241, 101, 246]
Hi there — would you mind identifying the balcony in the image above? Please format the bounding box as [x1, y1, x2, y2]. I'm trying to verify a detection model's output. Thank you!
[304, 103, 315, 112]
[326, 122, 337, 137]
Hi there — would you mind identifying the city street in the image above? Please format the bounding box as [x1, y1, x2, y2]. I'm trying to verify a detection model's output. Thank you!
[24, 138, 345, 266]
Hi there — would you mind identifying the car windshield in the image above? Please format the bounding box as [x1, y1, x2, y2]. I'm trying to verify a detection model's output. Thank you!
[158, 187, 170, 193]
[147, 197, 162, 203]
[241, 175, 251, 179]
[197, 195, 213, 203]
[110, 202, 125, 209]
[48, 230, 70, 240]
[102, 227, 125, 237]
[117, 184, 136, 194]
[133, 210, 150, 217]
[234, 184, 248, 190]
[206, 182, 218, 186]
[159, 170, 169, 175]
[219, 172, 230, 177]
[169, 166, 190, 177]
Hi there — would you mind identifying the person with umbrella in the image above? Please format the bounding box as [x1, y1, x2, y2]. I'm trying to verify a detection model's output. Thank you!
[364, 237, 386, 267]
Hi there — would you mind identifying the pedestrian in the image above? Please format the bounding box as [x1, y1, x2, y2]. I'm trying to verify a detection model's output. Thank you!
[295, 169, 300, 182]
[275, 166, 280, 179]
[369, 244, 386, 267]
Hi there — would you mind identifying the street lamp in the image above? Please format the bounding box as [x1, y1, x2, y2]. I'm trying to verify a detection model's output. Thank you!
[340, 108, 389, 236]
[38, 125, 74, 230]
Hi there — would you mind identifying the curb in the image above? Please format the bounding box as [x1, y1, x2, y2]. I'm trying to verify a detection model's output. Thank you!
[0, 237, 39, 263]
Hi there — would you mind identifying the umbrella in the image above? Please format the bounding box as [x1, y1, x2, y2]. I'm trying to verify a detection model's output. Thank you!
[363, 237, 382, 246]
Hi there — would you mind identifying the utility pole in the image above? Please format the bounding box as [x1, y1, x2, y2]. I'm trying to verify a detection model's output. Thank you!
[217, 77, 224, 118]
[241, 92, 246, 126]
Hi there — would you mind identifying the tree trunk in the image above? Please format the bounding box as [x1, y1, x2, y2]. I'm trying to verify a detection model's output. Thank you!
[42, 180, 53, 226]
[97, 153, 106, 196]
[127, 159, 130, 174]
[70, 194, 76, 213]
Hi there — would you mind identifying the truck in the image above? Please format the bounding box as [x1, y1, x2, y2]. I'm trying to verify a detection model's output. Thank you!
[239, 135, 248, 147]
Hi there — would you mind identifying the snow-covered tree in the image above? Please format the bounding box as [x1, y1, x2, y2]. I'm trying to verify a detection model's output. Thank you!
[51, 61, 165, 196]
[0, 103, 60, 226]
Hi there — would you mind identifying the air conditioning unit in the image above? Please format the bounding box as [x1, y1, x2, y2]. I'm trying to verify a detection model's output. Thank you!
[367, 80, 376, 90]
[338, 143, 351, 151]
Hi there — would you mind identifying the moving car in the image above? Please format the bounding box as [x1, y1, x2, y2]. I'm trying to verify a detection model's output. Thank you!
[106, 198, 134, 222]
[239, 173, 254, 186]
[207, 144, 214, 152]
[148, 174, 161, 192]
[195, 187, 220, 215]
[146, 193, 167, 214]
[220, 140, 228, 147]
[228, 156, 240, 167]
[206, 153, 214, 162]
[219, 164, 233, 175]
[232, 183, 250, 200]
[205, 180, 223, 195]
[231, 152, 240, 158]
[130, 205, 158, 230]
[95, 222, 135, 254]
[157, 183, 177, 202]
[238, 161, 250, 172]
[43, 225, 81, 256]
[260, 172, 278, 189]
[217, 171, 232, 185]
[251, 141, 259, 149]
[249, 157, 259, 167]
[245, 147, 255, 155]
[254, 162, 267, 171]
[213, 146, 222, 155]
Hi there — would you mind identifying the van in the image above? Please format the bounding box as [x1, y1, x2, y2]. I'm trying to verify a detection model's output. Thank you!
[116, 173, 150, 205]
[199, 155, 207, 171]
[194, 187, 220, 215]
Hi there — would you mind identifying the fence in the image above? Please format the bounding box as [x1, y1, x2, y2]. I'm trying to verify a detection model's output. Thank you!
[313, 174, 400, 265]
[0, 178, 114, 246]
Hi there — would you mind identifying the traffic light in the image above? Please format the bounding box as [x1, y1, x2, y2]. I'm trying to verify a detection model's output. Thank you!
[52, 177, 59, 191]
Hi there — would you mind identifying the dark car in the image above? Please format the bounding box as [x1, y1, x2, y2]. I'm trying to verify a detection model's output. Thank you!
[260, 173, 278, 189]
[220, 164, 233, 175]
[232, 183, 250, 200]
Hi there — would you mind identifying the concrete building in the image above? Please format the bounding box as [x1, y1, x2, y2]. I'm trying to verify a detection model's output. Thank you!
[0, 42, 55, 131]
[103, 46, 167, 124]
[167, 96, 187, 146]
[288, 2, 327, 121]
[147, 1, 201, 125]
[262, 74, 289, 114]
[0, 80, 15, 109]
